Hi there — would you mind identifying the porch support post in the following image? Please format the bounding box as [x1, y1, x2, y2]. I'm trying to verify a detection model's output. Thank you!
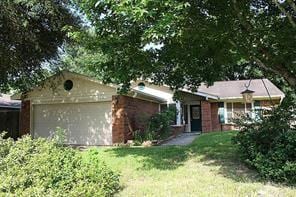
[224, 102, 228, 124]
[251, 101, 255, 119]
[187, 104, 191, 132]
[176, 101, 182, 126]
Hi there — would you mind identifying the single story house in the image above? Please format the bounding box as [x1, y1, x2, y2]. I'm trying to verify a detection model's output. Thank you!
[14, 71, 285, 145]
[0, 94, 21, 139]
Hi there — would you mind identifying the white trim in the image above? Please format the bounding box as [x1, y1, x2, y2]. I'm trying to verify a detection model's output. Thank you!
[219, 95, 284, 100]
[180, 89, 219, 100]
[225, 101, 257, 123]
[187, 104, 191, 132]
[231, 102, 234, 119]
[0, 105, 20, 109]
[251, 101, 255, 119]
[176, 101, 182, 126]
[30, 102, 33, 137]
[30, 97, 113, 105]
[132, 88, 168, 103]
[280, 95, 285, 103]
[184, 102, 202, 132]
[224, 102, 228, 124]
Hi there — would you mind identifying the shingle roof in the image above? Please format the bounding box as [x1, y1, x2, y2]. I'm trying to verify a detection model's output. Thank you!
[0, 94, 21, 109]
[197, 79, 285, 99]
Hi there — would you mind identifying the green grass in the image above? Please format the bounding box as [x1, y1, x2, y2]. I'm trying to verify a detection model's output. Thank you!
[83, 131, 296, 196]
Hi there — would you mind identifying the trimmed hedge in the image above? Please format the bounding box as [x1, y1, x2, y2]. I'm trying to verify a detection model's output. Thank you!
[0, 134, 120, 196]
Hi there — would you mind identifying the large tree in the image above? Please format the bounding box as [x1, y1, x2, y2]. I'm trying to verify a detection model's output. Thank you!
[0, 0, 78, 92]
[74, 0, 295, 91]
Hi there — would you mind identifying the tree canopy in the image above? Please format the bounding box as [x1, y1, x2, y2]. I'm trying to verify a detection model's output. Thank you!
[73, 0, 296, 91]
[0, 0, 78, 92]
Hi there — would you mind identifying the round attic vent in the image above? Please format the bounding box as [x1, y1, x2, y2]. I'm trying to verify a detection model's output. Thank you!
[137, 82, 145, 90]
[64, 80, 73, 91]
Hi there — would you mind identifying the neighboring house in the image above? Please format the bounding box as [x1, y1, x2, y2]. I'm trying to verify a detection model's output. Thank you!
[0, 94, 21, 139]
[14, 71, 285, 146]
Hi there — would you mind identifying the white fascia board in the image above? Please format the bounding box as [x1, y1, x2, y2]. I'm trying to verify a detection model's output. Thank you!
[180, 88, 219, 100]
[132, 87, 171, 103]
[219, 95, 284, 101]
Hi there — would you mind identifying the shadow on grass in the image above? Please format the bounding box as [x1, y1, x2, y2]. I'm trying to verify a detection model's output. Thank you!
[105, 145, 189, 170]
[104, 131, 260, 183]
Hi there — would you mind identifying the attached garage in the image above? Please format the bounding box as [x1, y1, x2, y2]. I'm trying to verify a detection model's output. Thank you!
[18, 71, 118, 146]
[33, 102, 112, 145]
[17, 71, 163, 146]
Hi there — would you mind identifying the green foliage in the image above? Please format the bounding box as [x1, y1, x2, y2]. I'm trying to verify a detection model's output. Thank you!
[0, 0, 79, 92]
[0, 134, 120, 196]
[73, 0, 296, 90]
[147, 107, 176, 139]
[233, 96, 296, 184]
[59, 44, 108, 81]
[52, 127, 67, 145]
[134, 107, 176, 144]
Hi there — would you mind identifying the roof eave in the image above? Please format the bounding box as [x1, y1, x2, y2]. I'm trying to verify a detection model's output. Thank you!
[131, 89, 167, 103]
[219, 95, 284, 101]
[180, 89, 219, 100]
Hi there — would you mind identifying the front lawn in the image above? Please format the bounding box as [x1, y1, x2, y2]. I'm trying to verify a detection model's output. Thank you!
[83, 131, 296, 196]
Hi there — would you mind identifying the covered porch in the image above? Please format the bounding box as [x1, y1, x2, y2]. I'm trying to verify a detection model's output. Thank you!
[162, 90, 219, 133]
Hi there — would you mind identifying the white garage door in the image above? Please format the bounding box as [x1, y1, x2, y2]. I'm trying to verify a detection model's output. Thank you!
[33, 102, 112, 145]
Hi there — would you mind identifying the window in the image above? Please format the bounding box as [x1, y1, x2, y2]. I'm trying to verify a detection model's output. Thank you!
[226, 102, 254, 123]
[254, 100, 262, 120]
[233, 102, 245, 119]
[218, 102, 225, 123]
[245, 103, 252, 118]
[226, 103, 233, 121]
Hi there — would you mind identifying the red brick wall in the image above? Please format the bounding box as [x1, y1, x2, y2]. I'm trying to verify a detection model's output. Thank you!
[20, 100, 30, 136]
[210, 103, 221, 131]
[201, 101, 212, 132]
[112, 95, 159, 144]
[222, 124, 236, 131]
[260, 99, 280, 107]
[171, 125, 185, 136]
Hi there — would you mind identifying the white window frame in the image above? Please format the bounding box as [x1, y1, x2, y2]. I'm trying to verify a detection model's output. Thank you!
[224, 101, 255, 123]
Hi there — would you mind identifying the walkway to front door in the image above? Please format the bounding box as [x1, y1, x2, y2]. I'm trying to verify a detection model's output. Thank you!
[161, 133, 200, 146]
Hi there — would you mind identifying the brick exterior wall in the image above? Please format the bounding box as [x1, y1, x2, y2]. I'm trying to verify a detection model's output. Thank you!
[171, 125, 185, 136]
[210, 103, 221, 131]
[112, 95, 159, 144]
[222, 124, 236, 131]
[20, 100, 30, 136]
[201, 101, 212, 132]
[260, 99, 280, 107]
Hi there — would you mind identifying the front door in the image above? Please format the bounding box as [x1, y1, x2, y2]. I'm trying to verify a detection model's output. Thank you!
[190, 105, 201, 132]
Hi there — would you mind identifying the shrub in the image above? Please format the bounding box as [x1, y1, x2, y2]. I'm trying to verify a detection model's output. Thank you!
[134, 107, 176, 144]
[233, 96, 296, 184]
[0, 133, 120, 196]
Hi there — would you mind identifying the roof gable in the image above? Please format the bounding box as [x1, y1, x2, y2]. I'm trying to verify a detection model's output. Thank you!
[22, 71, 117, 102]
[198, 79, 285, 99]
